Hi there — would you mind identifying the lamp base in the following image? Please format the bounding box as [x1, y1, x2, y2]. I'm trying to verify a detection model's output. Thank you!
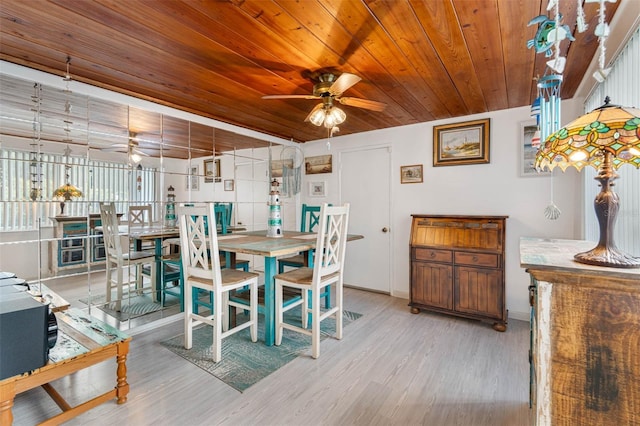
[574, 245, 640, 268]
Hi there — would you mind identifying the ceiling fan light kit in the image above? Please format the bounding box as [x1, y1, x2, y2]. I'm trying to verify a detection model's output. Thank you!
[263, 71, 385, 129]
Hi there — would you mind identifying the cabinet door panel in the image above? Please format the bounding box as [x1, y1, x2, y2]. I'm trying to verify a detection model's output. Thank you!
[411, 262, 453, 309]
[455, 266, 503, 318]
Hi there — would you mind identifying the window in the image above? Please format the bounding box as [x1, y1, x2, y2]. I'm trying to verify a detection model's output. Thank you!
[583, 25, 640, 256]
[0, 148, 156, 231]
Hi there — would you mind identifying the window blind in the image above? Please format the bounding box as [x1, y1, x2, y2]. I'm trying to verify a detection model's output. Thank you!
[583, 25, 640, 256]
[0, 148, 156, 231]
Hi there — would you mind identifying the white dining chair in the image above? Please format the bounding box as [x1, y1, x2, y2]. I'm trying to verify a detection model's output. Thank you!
[178, 203, 259, 362]
[128, 204, 152, 226]
[274, 203, 350, 359]
[100, 202, 156, 311]
[128, 204, 154, 251]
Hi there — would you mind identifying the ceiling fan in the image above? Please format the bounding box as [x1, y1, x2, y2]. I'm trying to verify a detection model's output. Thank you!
[98, 133, 157, 162]
[262, 72, 386, 128]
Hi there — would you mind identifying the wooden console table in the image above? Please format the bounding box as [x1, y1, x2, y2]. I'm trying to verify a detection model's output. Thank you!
[0, 308, 131, 425]
[521, 237, 640, 425]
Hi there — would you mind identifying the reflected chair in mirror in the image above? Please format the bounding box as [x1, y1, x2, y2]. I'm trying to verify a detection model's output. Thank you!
[274, 203, 350, 359]
[128, 204, 152, 226]
[158, 238, 182, 309]
[128, 204, 154, 251]
[178, 203, 259, 362]
[100, 202, 156, 311]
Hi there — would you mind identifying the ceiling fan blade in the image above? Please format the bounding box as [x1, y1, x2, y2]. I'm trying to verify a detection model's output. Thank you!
[100, 144, 129, 152]
[133, 148, 150, 157]
[329, 73, 361, 96]
[337, 97, 387, 112]
[262, 94, 320, 100]
[304, 103, 324, 122]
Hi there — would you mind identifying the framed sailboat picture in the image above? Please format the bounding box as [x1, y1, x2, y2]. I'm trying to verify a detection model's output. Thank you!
[433, 118, 490, 166]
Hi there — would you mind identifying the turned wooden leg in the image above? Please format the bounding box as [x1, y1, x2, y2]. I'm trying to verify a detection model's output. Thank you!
[0, 380, 16, 425]
[116, 340, 130, 404]
[410, 307, 420, 314]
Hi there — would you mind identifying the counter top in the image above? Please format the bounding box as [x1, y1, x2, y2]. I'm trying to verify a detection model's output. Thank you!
[520, 237, 640, 280]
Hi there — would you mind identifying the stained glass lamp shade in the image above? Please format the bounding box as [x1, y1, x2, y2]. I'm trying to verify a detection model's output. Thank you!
[53, 183, 82, 215]
[53, 183, 83, 201]
[535, 97, 640, 268]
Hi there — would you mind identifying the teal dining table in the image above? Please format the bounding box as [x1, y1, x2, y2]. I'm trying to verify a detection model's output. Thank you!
[217, 230, 363, 346]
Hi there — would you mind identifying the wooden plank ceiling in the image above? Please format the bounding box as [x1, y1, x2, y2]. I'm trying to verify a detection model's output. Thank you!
[0, 0, 618, 155]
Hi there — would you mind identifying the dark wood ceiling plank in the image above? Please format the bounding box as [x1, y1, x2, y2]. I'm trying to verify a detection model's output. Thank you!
[452, 0, 508, 112]
[407, 0, 486, 115]
[498, 0, 541, 108]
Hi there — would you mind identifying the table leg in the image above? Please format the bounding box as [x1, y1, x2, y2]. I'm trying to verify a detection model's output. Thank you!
[0, 380, 16, 425]
[116, 340, 130, 404]
[264, 256, 276, 346]
[154, 237, 162, 301]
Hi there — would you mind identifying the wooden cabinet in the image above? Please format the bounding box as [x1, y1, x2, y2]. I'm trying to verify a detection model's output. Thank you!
[521, 237, 640, 426]
[409, 214, 508, 331]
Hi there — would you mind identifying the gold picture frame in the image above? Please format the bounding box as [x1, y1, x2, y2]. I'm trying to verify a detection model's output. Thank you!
[433, 118, 490, 166]
[400, 164, 423, 184]
[204, 158, 221, 183]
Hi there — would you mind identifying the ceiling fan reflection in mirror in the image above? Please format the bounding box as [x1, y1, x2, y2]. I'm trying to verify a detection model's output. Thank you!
[98, 133, 159, 163]
[262, 71, 386, 128]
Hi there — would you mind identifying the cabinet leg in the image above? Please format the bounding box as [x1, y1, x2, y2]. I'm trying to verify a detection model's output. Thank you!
[492, 322, 507, 332]
[410, 307, 420, 314]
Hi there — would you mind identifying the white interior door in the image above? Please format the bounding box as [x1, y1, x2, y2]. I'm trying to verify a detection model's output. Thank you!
[340, 146, 391, 293]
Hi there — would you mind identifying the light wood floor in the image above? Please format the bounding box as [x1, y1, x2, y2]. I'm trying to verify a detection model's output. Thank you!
[13, 288, 531, 426]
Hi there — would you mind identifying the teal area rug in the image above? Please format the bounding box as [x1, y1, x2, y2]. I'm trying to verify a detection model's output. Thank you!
[161, 308, 362, 392]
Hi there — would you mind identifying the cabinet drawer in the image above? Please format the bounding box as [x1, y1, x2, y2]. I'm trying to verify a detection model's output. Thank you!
[413, 248, 452, 263]
[455, 251, 499, 268]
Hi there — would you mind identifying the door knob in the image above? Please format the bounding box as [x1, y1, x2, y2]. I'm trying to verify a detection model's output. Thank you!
[382, 227, 389, 233]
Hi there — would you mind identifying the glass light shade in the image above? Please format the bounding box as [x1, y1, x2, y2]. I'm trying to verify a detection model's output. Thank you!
[535, 101, 640, 172]
[308, 108, 326, 126]
[130, 152, 142, 163]
[324, 106, 346, 128]
[534, 98, 640, 268]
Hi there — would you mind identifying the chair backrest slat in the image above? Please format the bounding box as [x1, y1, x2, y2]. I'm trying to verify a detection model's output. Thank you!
[312, 203, 350, 286]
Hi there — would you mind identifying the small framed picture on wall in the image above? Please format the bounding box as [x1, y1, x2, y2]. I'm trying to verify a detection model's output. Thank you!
[400, 164, 423, 184]
[186, 165, 199, 191]
[224, 179, 234, 191]
[308, 181, 326, 197]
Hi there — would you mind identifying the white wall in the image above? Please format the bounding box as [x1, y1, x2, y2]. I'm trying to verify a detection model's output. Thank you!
[300, 101, 584, 320]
